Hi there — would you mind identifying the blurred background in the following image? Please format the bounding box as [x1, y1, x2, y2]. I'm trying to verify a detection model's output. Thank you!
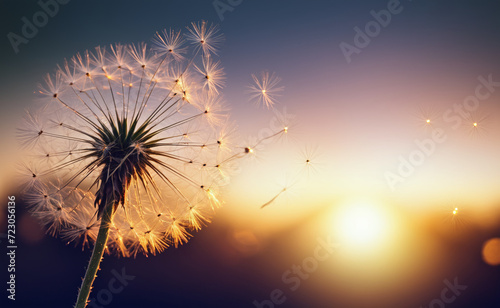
[1, 0, 500, 307]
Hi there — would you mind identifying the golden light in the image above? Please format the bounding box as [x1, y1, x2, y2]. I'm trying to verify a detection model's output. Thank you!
[426, 119, 430, 124]
[284, 126, 288, 133]
[335, 202, 388, 246]
[473, 122, 478, 127]
[452, 207, 458, 215]
[482, 238, 500, 266]
[262, 89, 266, 93]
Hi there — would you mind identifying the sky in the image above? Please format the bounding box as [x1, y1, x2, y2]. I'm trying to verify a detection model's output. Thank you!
[1, 0, 500, 307]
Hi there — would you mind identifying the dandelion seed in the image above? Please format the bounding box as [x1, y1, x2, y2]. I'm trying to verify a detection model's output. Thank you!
[413, 104, 441, 130]
[260, 176, 297, 209]
[195, 56, 225, 94]
[260, 187, 287, 209]
[247, 71, 284, 109]
[185, 21, 224, 56]
[299, 145, 323, 176]
[464, 112, 489, 138]
[260, 145, 322, 209]
[152, 28, 187, 62]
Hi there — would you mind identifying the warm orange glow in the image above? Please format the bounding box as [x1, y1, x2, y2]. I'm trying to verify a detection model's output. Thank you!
[483, 238, 500, 266]
[473, 122, 478, 127]
[426, 119, 430, 124]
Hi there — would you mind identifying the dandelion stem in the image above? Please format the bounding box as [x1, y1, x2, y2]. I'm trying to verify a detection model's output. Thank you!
[75, 203, 115, 308]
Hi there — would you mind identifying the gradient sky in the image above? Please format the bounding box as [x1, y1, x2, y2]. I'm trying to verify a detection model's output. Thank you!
[1, 1, 500, 307]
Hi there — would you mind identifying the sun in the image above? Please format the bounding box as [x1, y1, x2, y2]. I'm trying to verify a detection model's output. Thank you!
[335, 202, 388, 245]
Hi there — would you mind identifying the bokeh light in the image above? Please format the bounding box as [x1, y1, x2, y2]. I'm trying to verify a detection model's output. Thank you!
[482, 238, 500, 266]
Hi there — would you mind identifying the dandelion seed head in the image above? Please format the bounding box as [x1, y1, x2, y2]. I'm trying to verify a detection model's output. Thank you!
[18, 24, 240, 257]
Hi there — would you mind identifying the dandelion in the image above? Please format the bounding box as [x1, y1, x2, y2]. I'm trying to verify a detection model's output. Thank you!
[247, 71, 284, 109]
[17, 22, 270, 308]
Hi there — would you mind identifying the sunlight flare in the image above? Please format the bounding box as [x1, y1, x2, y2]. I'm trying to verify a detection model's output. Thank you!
[335, 202, 388, 245]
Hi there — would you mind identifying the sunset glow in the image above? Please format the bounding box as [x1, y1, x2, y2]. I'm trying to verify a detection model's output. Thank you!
[336, 202, 387, 245]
